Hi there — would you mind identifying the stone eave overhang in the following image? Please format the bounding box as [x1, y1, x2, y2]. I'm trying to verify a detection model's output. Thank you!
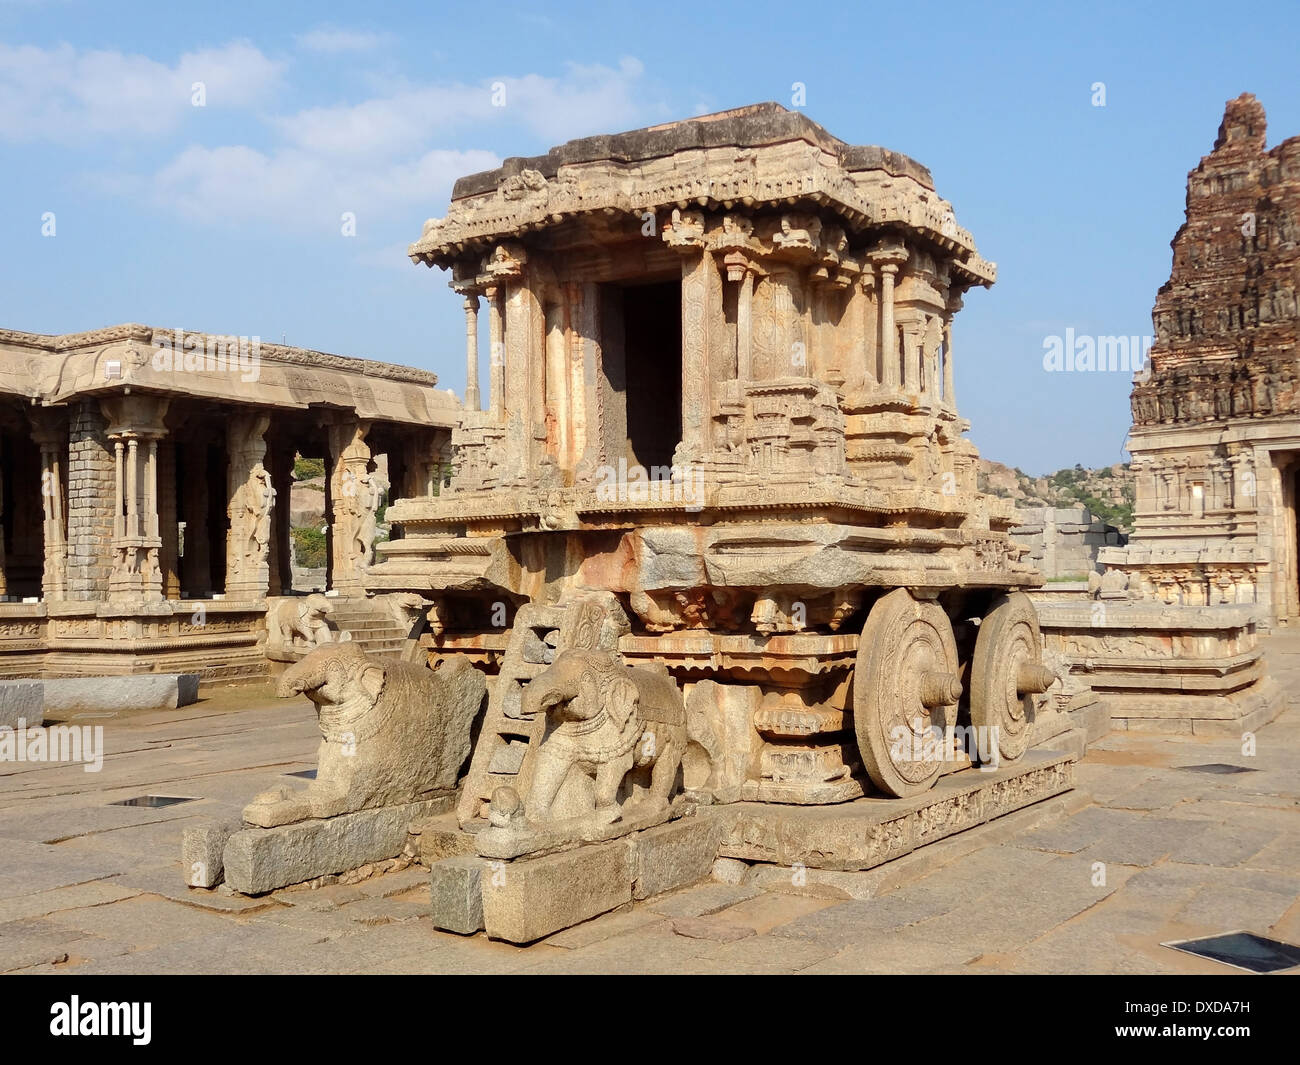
[407, 104, 996, 287]
[2, 324, 463, 427]
[0, 324, 442, 386]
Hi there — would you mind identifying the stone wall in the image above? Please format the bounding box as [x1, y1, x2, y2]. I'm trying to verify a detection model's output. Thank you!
[64, 400, 115, 599]
[1011, 506, 1125, 579]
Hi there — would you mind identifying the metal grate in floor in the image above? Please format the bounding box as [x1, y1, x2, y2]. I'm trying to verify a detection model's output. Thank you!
[1176, 763, 1257, 775]
[1163, 931, 1300, 973]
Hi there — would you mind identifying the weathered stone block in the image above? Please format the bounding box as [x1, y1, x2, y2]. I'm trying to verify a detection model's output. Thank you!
[631, 814, 724, 900]
[429, 854, 484, 934]
[222, 799, 443, 895]
[411, 813, 478, 864]
[481, 838, 633, 944]
[42, 674, 199, 714]
[0, 680, 44, 729]
[181, 819, 240, 888]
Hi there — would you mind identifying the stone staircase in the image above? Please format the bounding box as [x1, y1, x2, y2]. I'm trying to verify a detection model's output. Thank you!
[328, 598, 409, 659]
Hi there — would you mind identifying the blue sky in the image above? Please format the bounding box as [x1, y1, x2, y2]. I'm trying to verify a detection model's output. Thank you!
[2, 0, 1297, 474]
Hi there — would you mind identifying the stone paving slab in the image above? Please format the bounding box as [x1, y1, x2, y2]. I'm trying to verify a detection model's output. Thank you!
[0, 640, 1296, 974]
[0, 878, 141, 924]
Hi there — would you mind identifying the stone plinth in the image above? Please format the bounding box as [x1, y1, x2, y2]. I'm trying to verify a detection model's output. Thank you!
[1036, 601, 1283, 733]
[716, 752, 1075, 871]
[221, 797, 451, 896]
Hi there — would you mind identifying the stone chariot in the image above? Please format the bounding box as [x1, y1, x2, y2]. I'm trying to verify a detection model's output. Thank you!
[372, 103, 1059, 821]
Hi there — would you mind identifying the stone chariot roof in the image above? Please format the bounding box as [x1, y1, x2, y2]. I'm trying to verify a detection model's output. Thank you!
[409, 102, 995, 286]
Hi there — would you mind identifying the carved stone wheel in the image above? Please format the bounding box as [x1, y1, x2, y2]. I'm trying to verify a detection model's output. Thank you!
[854, 588, 963, 798]
[970, 592, 1056, 765]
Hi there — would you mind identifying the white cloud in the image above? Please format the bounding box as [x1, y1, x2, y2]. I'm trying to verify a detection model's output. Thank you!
[6, 39, 662, 233]
[152, 143, 500, 229]
[0, 40, 282, 141]
[294, 26, 392, 54]
[150, 56, 658, 228]
[274, 57, 652, 158]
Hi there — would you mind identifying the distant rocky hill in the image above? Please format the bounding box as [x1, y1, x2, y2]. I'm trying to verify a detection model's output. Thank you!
[978, 458, 1135, 533]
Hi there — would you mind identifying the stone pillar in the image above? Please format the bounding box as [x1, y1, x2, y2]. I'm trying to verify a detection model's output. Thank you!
[543, 291, 570, 463]
[873, 252, 905, 390]
[529, 286, 547, 466]
[30, 412, 68, 601]
[680, 250, 722, 462]
[100, 394, 170, 603]
[576, 280, 603, 479]
[64, 401, 116, 600]
[943, 295, 962, 407]
[504, 279, 531, 479]
[325, 416, 371, 594]
[487, 243, 528, 478]
[486, 284, 505, 420]
[463, 292, 481, 411]
[859, 268, 877, 388]
[737, 266, 755, 382]
[406, 430, 446, 498]
[224, 412, 272, 601]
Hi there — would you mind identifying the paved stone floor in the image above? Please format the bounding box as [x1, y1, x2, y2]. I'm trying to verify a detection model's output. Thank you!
[2, 636, 1298, 975]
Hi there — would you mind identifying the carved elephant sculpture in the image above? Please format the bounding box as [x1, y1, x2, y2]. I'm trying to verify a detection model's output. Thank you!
[267, 593, 345, 652]
[523, 648, 686, 824]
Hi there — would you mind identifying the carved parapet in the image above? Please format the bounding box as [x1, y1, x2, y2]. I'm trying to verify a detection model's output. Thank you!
[742, 378, 845, 475]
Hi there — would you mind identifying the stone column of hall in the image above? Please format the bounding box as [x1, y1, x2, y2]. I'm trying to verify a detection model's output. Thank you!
[100, 395, 170, 604]
[224, 412, 272, 601]
[30, 412, 68, 601]
[871, 246, 907, 391]
[325, 415, 371, 596]
[943, 293, 963, 408]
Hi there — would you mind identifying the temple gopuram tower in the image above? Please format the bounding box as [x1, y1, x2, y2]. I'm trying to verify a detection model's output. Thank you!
[1102, 94, 1300, 627]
